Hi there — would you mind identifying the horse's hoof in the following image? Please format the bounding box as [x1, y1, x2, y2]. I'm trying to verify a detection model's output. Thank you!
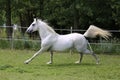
[96, 62, 99, 65]
[24, 62, 28, 64]
[46, 61, 52, 64]
[24, 60, 29, 64]
[75, 61, 80, 64]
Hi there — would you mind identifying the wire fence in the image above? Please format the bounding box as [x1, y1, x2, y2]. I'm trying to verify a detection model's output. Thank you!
[0, 25, 120, 53]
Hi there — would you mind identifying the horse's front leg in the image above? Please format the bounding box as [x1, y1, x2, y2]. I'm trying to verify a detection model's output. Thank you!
[24, 48, 45, 64]
[47, 51, 53, 64]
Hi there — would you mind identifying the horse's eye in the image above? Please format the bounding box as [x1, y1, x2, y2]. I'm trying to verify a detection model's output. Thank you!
[32, 24, 35, 26]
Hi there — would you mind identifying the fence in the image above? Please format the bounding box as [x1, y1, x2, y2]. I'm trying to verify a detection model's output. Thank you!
[0, 25, 120, 54]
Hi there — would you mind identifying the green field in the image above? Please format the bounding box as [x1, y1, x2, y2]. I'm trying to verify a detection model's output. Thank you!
[0, 49, 120, 80]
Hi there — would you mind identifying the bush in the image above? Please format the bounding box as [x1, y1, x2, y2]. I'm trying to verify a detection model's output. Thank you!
[0, 38, 120, 54]
[0, 39, 11, 49]
[91, 38, 120, 54]
[0, 39, 41, 50]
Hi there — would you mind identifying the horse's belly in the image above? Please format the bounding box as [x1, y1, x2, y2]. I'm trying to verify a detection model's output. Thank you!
[51, 40, 73, 51]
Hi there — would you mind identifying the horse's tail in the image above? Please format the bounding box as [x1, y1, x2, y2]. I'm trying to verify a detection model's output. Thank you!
[83, 25, 111, 40]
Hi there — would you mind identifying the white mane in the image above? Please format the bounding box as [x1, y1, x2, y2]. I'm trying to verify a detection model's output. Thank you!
[38, 19, 56, 34]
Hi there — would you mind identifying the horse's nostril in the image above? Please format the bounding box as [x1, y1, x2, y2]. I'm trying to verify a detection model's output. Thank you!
[26, 29, 33, 33]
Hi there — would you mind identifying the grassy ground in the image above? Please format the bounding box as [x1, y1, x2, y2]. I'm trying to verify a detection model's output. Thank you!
[0, 49, 120, 80]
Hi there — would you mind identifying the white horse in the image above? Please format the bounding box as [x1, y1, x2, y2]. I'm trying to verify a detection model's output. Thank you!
[24, 18, 111, 64]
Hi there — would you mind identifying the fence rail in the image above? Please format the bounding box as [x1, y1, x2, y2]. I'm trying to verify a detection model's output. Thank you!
[0, 26, 120, 53]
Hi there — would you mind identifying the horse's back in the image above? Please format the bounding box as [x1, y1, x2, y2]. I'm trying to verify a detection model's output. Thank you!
[65, 33, 86, 42]
[59, 33, 87, 47]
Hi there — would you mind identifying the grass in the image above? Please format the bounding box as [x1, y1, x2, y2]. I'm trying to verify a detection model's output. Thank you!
[0, 49, 120, 80]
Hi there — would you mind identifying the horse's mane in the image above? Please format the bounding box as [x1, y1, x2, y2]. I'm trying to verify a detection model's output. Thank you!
[38, 19, 56, 34]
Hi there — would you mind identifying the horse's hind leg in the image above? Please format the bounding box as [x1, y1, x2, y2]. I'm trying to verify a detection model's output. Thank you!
[91, 52, 99, 64]
[87, 42, 99, 64]
[75, 53, 83, 64]
[84, 49, 99, 64]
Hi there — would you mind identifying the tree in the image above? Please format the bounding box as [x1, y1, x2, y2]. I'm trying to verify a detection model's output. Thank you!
[12, 0, 39, 35]
[110, 0, 120, 29]
[5, 0, 12, 39]
[0, 0, 120, 37]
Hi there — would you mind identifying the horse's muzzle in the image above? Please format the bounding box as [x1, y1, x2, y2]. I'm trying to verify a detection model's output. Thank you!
[26, 29, 33, 34]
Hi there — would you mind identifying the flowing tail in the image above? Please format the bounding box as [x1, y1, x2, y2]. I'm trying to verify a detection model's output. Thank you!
[84, 25, 111, 40]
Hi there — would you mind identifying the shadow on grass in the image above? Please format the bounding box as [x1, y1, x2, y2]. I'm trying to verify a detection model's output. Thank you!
[0, 64, 13, 70]
[0, 64, 32, 73]
[42, 63, 98, 68]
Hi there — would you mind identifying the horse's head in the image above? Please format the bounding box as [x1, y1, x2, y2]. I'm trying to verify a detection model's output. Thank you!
[26, 18, 39, 33]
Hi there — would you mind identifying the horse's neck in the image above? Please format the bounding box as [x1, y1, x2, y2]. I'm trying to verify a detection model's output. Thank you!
[38, 24, 58, 40]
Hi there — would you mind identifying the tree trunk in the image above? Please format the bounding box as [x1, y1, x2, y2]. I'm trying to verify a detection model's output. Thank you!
[73, 0, 79, 29]
[5, 0, 12, 39]
[39, 0, 44, 18]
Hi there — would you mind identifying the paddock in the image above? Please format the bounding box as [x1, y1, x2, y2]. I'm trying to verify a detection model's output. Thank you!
[0, 49, 120, 80]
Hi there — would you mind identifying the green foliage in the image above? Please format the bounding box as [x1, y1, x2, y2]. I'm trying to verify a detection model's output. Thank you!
[91, 43, 120, 54]
[1, 0, 120, 30]
[0, 39, 40, 50]
[0, 40, 11, 49]
[0, 38, 120, 54]
[14, 40, 24, 49]
[90, 38, 120, 54]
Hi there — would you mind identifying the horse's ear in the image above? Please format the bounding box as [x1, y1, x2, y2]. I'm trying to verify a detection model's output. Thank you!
[33, 18, 38, 21]
[33, 18, 36, 21]
[33, 14, 38, 20]
[36, 17, 38, 21]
